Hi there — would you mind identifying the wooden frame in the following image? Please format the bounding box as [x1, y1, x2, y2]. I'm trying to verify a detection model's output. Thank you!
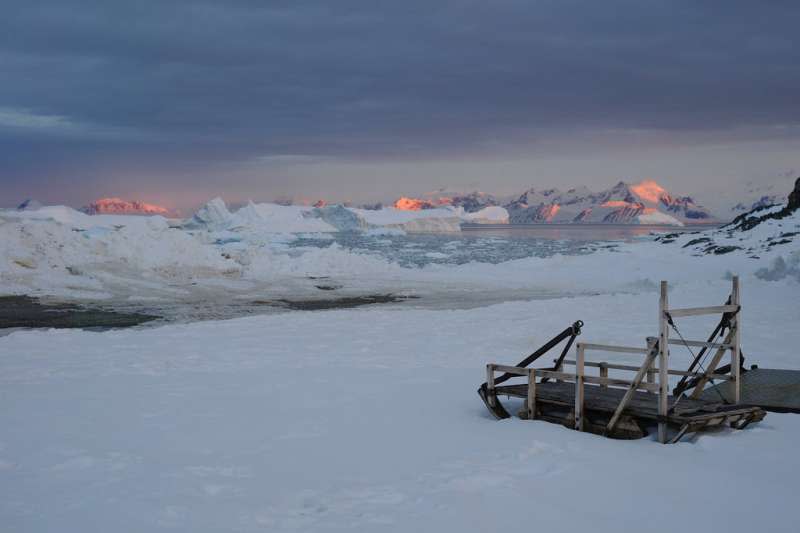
[482, 276, 746, 444]
[658, 281, 670, 444]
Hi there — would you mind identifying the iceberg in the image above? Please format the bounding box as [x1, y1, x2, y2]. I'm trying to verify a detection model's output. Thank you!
[183, 197, 233, 230]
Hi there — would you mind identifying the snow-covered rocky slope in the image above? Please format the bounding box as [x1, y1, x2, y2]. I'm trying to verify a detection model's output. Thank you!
[654, 178, 800, 281]
[504, 180, 713, 225]
[716, 176, 798, 220]
[390, 180, 715, 225]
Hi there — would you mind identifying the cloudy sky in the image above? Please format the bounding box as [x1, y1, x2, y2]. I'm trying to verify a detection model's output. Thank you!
[1, 0, 799, 211]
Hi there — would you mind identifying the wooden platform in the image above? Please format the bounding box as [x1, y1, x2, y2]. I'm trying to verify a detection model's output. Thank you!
[481, 277, 770, 443]
[492, 381, 765, 440]
[700, 368, 800, 413]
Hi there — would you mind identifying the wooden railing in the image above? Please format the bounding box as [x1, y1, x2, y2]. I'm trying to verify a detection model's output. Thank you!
[485, 277, 742, 444]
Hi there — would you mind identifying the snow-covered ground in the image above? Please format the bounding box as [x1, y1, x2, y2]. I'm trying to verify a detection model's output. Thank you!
[1, 280, 799, 532]
[1, 200, 799, 532]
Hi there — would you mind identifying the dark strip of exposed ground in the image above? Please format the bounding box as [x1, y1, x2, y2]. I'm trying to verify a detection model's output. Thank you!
[0, 295, 159, 329]
[253, 294, 419, 311]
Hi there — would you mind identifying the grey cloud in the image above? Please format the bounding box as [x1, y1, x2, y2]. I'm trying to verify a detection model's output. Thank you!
[1, 0, 799, 204]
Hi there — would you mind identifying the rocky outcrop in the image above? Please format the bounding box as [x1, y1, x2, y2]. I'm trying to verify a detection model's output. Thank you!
[447, 191, 498, 212]
[726, 177, 800, 231]
[393, 190, 499, 213]
[788, 177, 800, 211]
[17, 199, 43, 211]
[731, 195, 781, 214]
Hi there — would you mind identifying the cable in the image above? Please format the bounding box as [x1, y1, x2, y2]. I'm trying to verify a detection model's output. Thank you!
[664, 311, 728, 409]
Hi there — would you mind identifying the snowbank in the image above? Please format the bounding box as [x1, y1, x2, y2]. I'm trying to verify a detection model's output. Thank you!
[1, 280, 798, 532]
[0, 206, 239, 298]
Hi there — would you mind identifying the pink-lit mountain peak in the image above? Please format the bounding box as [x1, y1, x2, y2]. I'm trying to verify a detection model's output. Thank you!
[629, 179, 669, 204]
[82, 197, 169, 215]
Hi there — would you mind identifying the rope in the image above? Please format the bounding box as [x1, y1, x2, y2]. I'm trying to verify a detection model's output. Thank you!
[664, 311, 728, 409]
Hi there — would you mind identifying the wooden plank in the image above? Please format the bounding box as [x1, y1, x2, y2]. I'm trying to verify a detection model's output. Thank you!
[652, 369, 732, 380]
[666, 339, 733, 350]
[658, 280, 669, 444]
[607, 340, 658, 434]
[583, 375, 660, 392]
[669, 424, 690, 444]
[575, 344, 585, 431]
[527, 370, 536, 420]
[536, 370, 574, 381]
[646, 368, 655, 394]
[489, 364, 530, 376]
[493, 381, 764, 427]
[563, 359, 641, 372]
[577, 343, 650, 355]
[731, 276, 741, 404]
[561, 359, 732, 380]
[666, 305, 739, 318]
[599, 363, 608, 390]
[646, 336, 657, 396]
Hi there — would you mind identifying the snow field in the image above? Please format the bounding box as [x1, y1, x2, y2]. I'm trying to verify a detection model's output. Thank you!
[1, 279, 798, 532]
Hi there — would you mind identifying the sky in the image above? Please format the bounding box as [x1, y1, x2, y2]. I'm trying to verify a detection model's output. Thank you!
[1, 0, 799, 212]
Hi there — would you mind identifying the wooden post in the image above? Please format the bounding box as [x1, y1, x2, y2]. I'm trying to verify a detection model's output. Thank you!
[575, 343, 585, 431]
[599, 362, 608, 390]
[486, 364, 495, 408]
[646, 367, 656, 393]
[527, 370, 536, 420]
[646, 336, 656, 394]
[731, 276, 741, 404]
[658, 281, 670, 444]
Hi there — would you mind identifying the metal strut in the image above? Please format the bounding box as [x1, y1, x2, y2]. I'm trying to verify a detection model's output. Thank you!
[490, 320, 583, 387]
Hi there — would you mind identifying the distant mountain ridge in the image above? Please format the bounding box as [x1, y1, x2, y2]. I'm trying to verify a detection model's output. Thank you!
[81, 197, 169, 216]
[391, 180, 716, 226]
[505, 180, 714, 225]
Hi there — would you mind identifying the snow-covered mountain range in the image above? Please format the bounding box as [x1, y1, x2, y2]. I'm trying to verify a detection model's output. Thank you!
[81, 197, 170, 216]
[392, 180, 716, 225]
[17, 178, 796, 226]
